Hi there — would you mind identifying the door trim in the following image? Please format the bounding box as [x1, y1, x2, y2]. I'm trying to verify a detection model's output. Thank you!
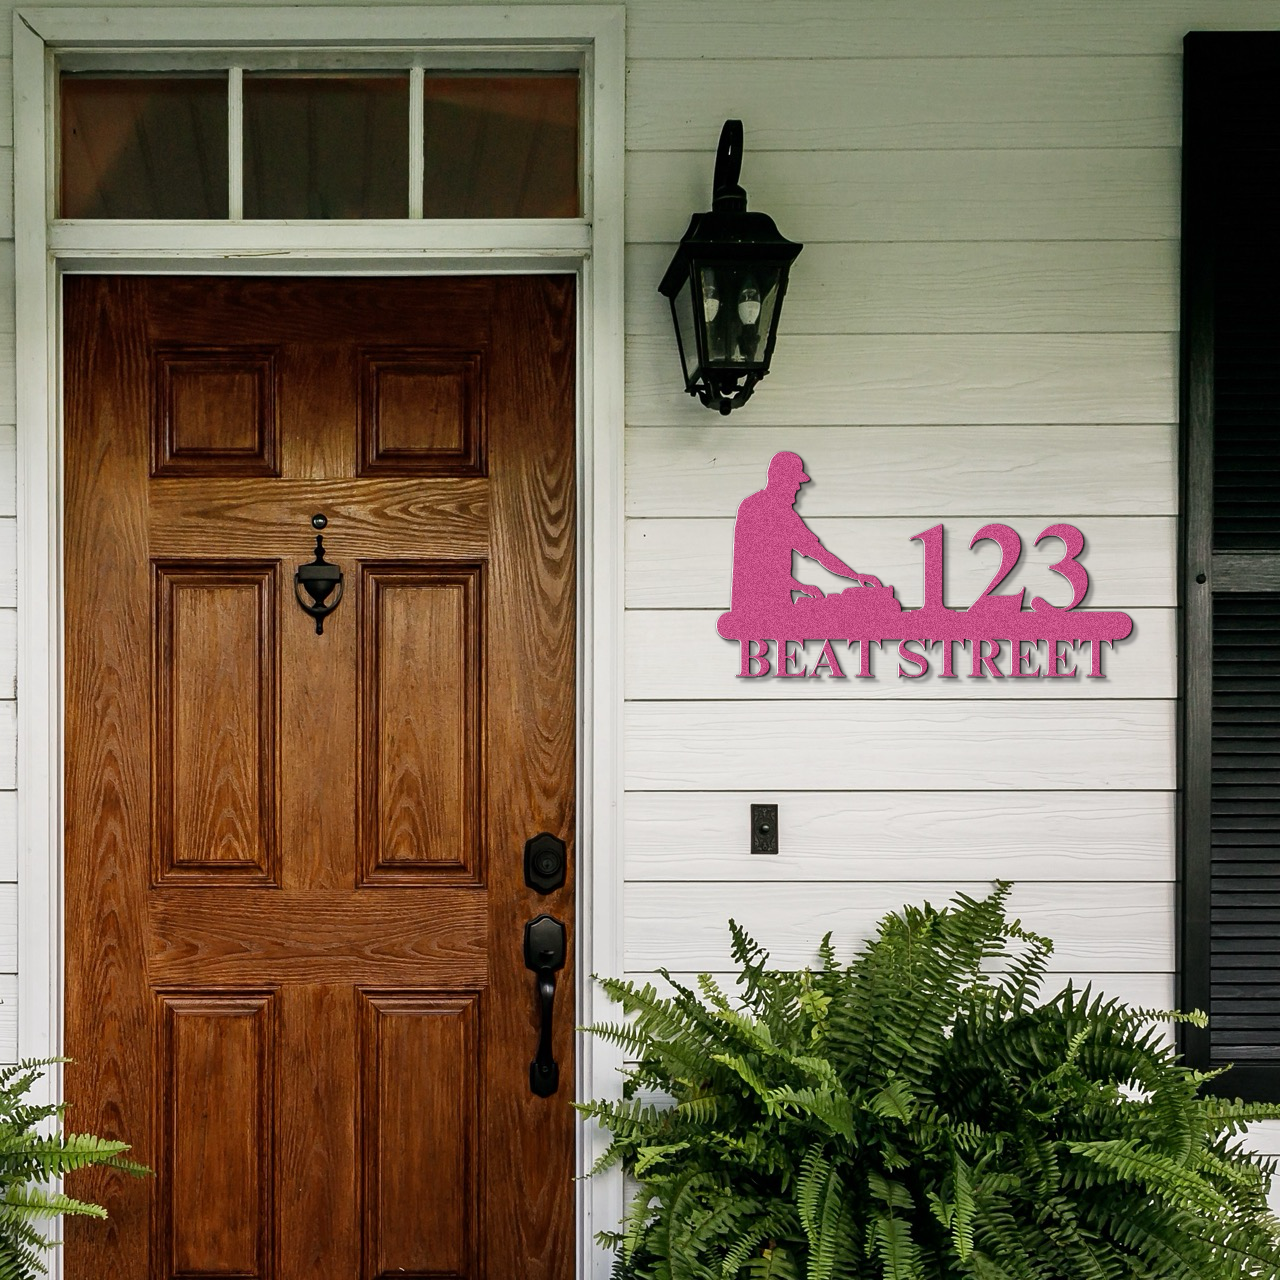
[13, 9, 625, 1277]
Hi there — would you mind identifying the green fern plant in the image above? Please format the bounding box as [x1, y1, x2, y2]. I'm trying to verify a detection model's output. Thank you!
[0, 1058, 148, 1280]
[580, 883, 1280, 1280]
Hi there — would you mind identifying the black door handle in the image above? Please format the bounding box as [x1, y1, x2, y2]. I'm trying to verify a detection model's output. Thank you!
[524, 914, 566, 1097]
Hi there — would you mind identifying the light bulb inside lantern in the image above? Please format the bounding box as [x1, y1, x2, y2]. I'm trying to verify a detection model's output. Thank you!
[702, 279, 720, 323]
[737, 281, 762, 326]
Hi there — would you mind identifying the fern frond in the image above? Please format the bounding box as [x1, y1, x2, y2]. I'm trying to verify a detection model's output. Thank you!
[582, 887, 1280, 1280]
[0, 1185, 107, 1221]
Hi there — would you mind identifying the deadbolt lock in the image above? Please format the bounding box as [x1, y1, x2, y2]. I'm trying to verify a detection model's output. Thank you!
[524, 833, 567, 894]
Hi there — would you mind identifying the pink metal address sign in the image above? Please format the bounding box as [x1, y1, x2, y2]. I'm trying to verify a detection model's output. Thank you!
[718, 452, 1134, 681]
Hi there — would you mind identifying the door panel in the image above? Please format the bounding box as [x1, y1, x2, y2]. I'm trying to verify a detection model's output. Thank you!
[357, 348, 486, 476]
[64, 276, 576, 1280]
[154, 561, 279, 882]
[359, 563, 484, 883]
[159, 993, 275, 1279]
[153, 346, 280, 477]
[358, 991, 480, 1277]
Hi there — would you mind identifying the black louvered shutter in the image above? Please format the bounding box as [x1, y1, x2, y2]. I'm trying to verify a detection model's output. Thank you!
[1181, 33, 1280, 1098]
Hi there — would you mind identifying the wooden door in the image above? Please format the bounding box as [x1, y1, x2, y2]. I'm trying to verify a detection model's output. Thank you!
[63, 276, 576, 1280]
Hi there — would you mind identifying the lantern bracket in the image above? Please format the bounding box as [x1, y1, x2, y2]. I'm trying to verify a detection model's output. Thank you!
[712, 119, 746, 212]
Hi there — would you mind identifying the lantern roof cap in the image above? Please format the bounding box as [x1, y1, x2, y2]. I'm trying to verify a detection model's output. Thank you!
[658, 120, 802, 298]
[658, 209, 802, 297]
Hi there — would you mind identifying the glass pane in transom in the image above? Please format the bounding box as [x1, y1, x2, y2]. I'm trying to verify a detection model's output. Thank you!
[422, 74, 580, 218]
[60, 75, 229, 219]
[243, 75, 410, 219]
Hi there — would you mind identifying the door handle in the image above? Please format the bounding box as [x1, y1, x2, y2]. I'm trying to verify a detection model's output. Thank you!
[524, 914, 566, 1097]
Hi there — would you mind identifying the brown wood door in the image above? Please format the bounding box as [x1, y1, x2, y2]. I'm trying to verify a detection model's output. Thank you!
[63, 276, 576, 1280]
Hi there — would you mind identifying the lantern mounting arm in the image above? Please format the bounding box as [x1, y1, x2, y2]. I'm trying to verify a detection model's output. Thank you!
[712, 119, 746, 212]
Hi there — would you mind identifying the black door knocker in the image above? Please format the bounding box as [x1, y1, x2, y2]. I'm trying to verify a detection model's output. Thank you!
[294, 514, 344, 635]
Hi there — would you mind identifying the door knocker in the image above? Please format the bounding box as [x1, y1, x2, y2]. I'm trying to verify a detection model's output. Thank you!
[294, 513, 344, 635]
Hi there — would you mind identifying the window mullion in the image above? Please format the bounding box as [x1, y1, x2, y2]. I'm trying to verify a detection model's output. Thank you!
[228, 67, 244, 220]
[409, 66, 424, 219]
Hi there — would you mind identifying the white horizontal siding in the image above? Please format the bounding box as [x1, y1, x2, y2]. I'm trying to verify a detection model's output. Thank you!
[0, 519, 14, 610]
[627, 334, 1177, 426]
[626, 57, 1180, 152]
[0, 611, 14, 699]
[625, 881, 1174, 971]
[1245, 1122, 1280, 1214]
[0, 183, 14, 1064]
[1250, 1123, 1280, 1157]
[0, 793, 14, 883]
[625, 426, 1177, 516]
[0, 246, 13, 333]
[0, 150, 11, 240]
[0, 430, 14, 518]
[625, 791, 1174, 882]
[0, 788, 13, 1055]
[0, 884, 16, 973]
[0, 975, 15, 1063]
[0, 337, 15, 426]
[627, 701, 1175, 791]
[0, 704, 14, 792]
[627, 150, 1179, 244]
[624, 0, 1280, 58]
[627, 242, 1180, 336]
[0, 879, 17, 1064]
[0, 248, 15, 520]
[626, 517, 1174, 609]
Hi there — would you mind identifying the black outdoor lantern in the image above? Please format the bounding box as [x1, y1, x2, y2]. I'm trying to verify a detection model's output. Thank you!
[659, 119, 803, 415]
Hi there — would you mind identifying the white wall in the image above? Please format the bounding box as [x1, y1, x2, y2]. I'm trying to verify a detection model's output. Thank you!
[621, 2, 1188, 994]
[615, 0, 1280, 1172]
[1, 0, 1278, 1160]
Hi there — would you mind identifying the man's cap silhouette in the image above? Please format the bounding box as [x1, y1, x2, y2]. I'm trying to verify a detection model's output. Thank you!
[767, 451, 810, 485]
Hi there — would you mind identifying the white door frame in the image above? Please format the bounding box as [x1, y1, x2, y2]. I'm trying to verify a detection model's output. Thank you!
[13, 8, 625, 1276]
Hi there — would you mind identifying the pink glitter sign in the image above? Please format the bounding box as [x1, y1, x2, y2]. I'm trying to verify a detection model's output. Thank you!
[717, 452, 1134, 681]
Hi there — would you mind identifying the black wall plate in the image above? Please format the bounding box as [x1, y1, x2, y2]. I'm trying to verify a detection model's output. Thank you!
[751, 803, 778, 855]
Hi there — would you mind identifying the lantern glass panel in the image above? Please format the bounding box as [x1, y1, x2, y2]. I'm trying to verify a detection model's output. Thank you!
[670, 271, 701, 388]
[697, 264, 783, 371]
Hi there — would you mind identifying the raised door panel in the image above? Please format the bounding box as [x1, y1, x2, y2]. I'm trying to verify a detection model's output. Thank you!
[153, 347, 279, 477]
[154, 563, 279, 883]
[359, 565, 484, 884]
[359, 993, 480, 1280]
[358, 349, 486, 477]
[158, 993, 275, 1280]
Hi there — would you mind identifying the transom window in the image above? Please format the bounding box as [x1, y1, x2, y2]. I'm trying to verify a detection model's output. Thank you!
[60, 67, 580, 220]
